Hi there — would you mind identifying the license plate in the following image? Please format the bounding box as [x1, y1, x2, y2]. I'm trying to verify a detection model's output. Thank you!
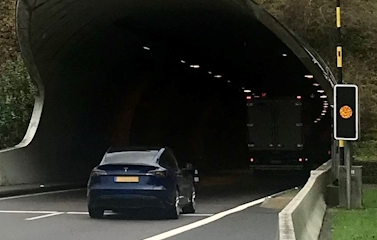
[114, 176, 139, 183]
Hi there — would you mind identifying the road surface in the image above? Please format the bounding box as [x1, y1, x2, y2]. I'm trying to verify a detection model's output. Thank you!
[0, 170, 306, 240]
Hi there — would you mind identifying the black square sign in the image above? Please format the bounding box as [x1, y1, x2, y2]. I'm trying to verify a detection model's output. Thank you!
[334, 84, 359, 140]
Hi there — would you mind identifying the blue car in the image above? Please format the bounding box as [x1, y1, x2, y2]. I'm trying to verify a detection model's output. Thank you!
[87, 147, 197, 219]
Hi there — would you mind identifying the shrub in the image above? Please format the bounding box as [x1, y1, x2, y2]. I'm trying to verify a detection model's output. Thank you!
[0, 55, 36, 149]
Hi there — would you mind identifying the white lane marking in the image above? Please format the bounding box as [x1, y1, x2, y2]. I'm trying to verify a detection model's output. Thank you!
[25, 212, 65, 221]
[0, 210, 56, 214]
[142, 197, 266, 240]
[181, 214, 213, 217]
[0, 188, 85, 201]
[66, 212, 88, 215]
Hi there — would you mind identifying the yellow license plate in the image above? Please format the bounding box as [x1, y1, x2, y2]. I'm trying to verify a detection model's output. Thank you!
[114, 176, 139, 183]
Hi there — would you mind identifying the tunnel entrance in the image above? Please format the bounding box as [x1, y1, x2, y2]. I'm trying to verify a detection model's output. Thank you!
[4, 0, 333, 185]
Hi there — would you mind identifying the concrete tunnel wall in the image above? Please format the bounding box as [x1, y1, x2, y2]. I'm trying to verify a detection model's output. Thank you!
[0, 0, 336, 186]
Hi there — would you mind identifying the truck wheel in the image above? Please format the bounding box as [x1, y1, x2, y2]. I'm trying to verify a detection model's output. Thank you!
[253, 170, 264, 177]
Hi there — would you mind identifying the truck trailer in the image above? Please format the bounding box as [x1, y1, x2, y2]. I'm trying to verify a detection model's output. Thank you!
[246, 96, 309, 172]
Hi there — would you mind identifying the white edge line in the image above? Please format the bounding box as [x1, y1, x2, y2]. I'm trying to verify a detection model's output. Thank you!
[66, 212, 89, 215]
[0, 188, 85, 201]
[0, 210, 56, 214]
[25, 212, 65, 221]
[181, 214, 214, 217]
[142, 197, 266, 240]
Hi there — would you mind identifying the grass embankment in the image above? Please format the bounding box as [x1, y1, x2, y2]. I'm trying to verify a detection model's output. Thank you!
[332, 186, 377, 240]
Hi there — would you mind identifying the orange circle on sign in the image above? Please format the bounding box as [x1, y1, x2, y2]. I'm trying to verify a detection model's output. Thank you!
[340, 105, 353, 119]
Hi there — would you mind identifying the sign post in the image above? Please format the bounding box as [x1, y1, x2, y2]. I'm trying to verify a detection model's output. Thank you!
[334, 84, 359, 209]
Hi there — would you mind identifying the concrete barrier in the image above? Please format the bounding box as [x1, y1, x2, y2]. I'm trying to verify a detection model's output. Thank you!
[279, 160, 332, 240]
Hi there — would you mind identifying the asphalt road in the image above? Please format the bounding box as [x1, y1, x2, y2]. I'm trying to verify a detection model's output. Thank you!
[0, 170, 307, 240]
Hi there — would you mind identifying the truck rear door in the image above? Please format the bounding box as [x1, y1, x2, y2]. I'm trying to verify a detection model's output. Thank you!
[247, 99, 274, 150]
[274, 99, 303, 151]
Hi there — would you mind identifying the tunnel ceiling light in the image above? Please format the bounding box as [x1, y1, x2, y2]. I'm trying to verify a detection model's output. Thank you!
[208, 71, 212, 74]
[320, 95, 327, 99]
[313, 83, 320, 87]
[181, 60, 186, 63]
[214, 75, 222, 78]
[321, 113, 326, 116]
[317, 118, 321, 121]
[190, 65, 200, 68]
[227, 80, 231, 83]
[242, 87, 245, 90]
[317, 90, 325, 93]
[324, 106, 328, 109]
[143, 46, 151, 50]
[314, 121, 318, 123]
[244, 90, 252, 93]
[282, 53, 288, 57]
[305, 75, 314, 79]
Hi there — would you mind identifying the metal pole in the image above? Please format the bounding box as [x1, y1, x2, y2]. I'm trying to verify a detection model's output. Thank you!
[345, 141, 352, 209]
[336, 0, 342, 84]
[336, 0, 352, 209]
[336, 0, 344, 168]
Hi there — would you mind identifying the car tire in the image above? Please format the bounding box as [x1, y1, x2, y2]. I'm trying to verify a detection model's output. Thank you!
[167, 189, 180, 219]
[182, 187, 196, 214]
[88, 207, 104, 219]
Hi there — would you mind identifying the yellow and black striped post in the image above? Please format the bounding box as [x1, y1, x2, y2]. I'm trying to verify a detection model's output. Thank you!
[336, 0, 345, 166]
[336, 0, 352, 209]
[336, 0, 343, 84]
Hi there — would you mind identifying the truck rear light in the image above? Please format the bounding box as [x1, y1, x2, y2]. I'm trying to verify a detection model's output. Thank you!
[148, 168, 167, 177]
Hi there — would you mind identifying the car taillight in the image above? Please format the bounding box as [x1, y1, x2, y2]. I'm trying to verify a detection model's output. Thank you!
[250, 158, 254, 163]
[91, 169, 107, 177]
[148, 168, 167, 177]
[299, 158, 303, 162]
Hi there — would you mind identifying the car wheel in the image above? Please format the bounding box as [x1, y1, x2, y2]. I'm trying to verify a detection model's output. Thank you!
[88, 207, 104, 219]
[167, 189, 180, 219]
[182, 187, 196, 214]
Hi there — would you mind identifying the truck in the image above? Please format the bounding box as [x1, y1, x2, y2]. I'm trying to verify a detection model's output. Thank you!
[246, 96, 309, 172]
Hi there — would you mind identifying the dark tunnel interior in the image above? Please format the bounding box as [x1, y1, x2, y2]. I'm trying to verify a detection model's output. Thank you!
[20, 0, 332, 181]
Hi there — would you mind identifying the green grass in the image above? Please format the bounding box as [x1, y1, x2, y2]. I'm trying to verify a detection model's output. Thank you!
[332, 188, 377, 240]
[363, 187, 377, 208]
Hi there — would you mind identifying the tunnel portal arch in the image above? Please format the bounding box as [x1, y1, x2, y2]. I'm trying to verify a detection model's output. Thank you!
[0, 0, 336, 186]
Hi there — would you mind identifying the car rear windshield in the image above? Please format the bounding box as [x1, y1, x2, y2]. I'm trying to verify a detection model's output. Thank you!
[100, 151, 159, 165]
